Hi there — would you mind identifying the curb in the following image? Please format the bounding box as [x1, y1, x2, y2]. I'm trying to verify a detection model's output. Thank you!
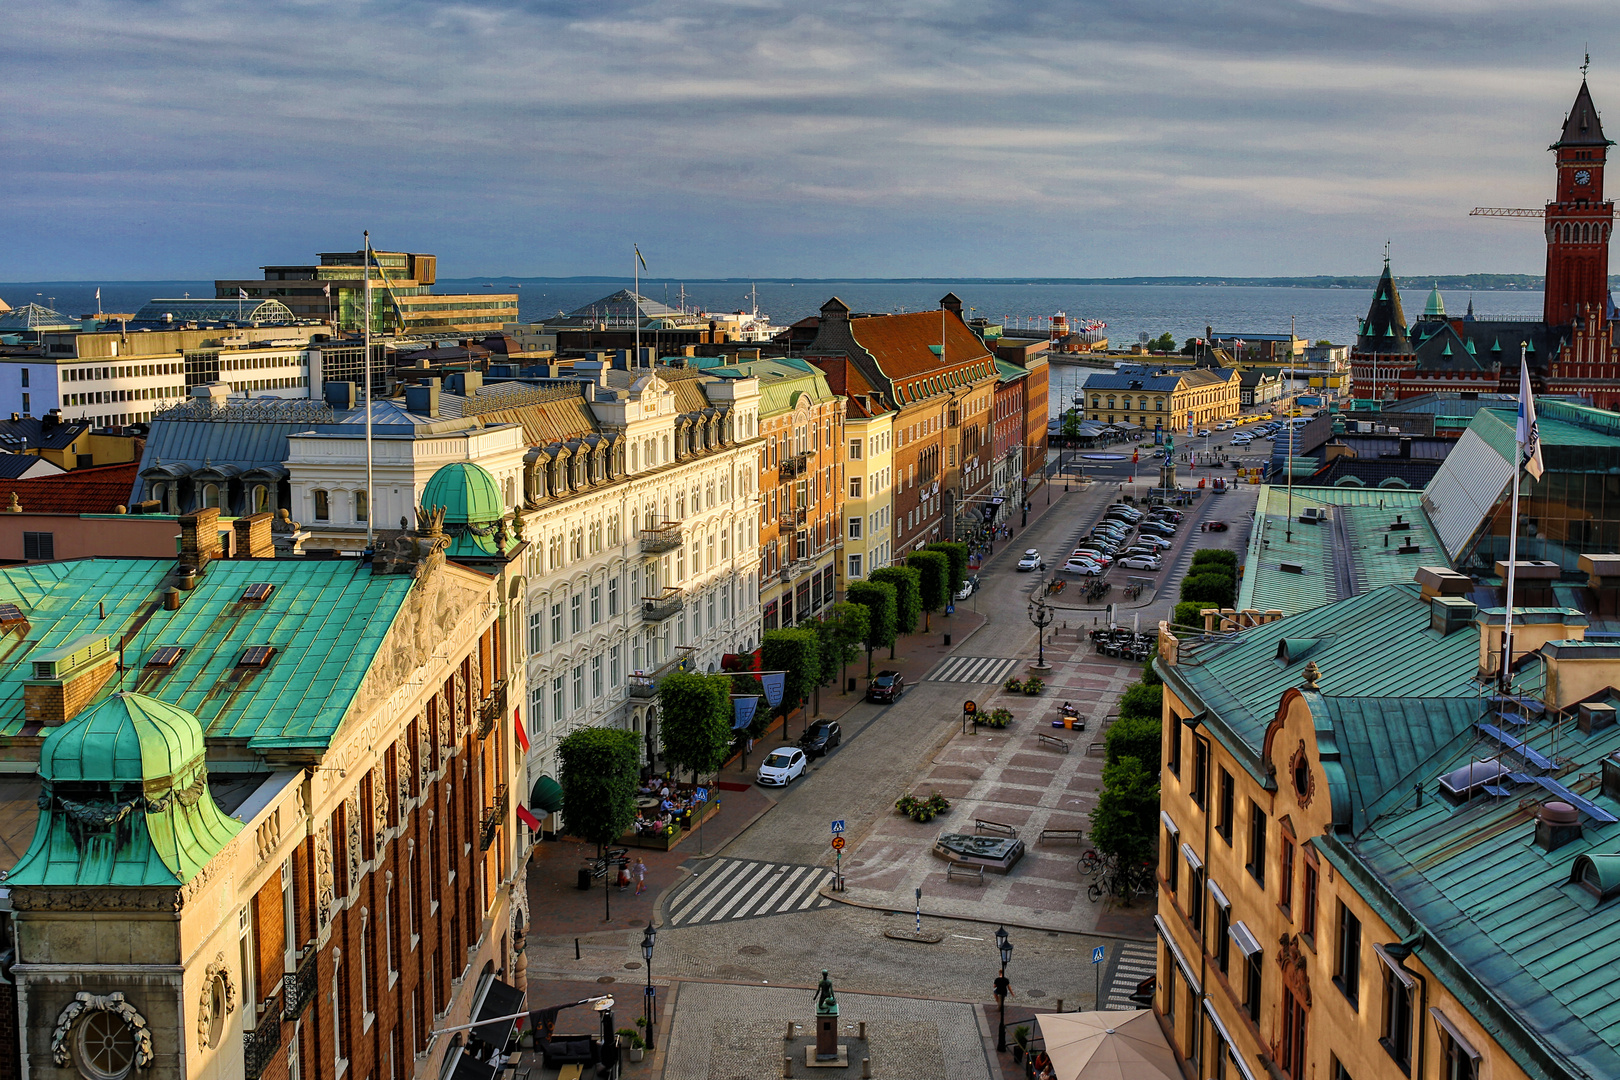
[814, 887, 1154, 944]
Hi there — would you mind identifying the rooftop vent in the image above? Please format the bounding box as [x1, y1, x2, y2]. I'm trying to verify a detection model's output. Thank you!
[1569, 853, 1620, 903]
[1579, 702, 1618, 735]
[1536, 801, 1584, 853]
[29, 634, 111, 681]
[238, 645, 275, 668]
[147, 645, 184, 667]
[1430, 596, 1478, 637]
[1439, 760, 1510, 803]
[241, 582, 275, 603]
[1298, 507, 1325, 525]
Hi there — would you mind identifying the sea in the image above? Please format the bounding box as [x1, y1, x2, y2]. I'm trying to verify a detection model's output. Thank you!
[1, 278, 1545, 416]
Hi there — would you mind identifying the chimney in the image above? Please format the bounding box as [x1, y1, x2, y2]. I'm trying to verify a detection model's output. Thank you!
[1534, 801, 1583, 852]
[1578, 701, 1617, 735]
[179, 507, 223, 571]
[613, 349, 632, 371]
[405, 378, 441, 417]
[573, 361, 609, 386]
[460, 370, 483, 397]
[1580, 554, 1620, 617]
[23, 633, 118, 728]
[234, 511, 275, 559]
[324, 381, 357, 409]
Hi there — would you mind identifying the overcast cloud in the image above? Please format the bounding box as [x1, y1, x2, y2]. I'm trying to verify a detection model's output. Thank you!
[1, 0, 1611, 278]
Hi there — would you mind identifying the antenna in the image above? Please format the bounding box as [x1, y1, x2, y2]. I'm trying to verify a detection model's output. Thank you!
[1583, 50, 1591, 79]
[363, 231, 374, 549]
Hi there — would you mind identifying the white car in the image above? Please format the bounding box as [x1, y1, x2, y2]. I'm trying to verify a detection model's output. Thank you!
[1231, 434, 1252, 445]
[1132, 535, 1172, 551]
[1016, 550, 1044, 572]
[757, 746, 807, 787]
[1198, 428, 1212, 437]
[1119, 554, 1163, 571]
[1061, 557, 1104, 576]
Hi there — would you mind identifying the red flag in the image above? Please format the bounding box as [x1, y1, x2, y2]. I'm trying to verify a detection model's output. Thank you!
[1132, 450, 1139, 463]
[516, 804, 542, 832]
[514, 707, 530, 753]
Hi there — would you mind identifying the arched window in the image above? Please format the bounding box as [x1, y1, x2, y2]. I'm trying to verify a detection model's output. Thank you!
[150, 481, 167, 508]
[202, 483, 221, 510]
[355, 490, 368, 522]
[313, 489, 329, 521]
[252, 484, 269, 513]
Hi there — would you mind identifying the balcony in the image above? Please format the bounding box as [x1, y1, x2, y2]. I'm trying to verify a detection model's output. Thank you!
[642, 586, 684, 622]
[480, 784, 508, 851]
[243, 1019, 283, 1080]
[476, 680, 506, 739]
[282, 949, 318, 1022]
[640, 523, 683, 554]
[779, 508, 807, 531]
[778, 452, 811, 482]
[628, 675, 658, 699]
[780, 559, 816, 584]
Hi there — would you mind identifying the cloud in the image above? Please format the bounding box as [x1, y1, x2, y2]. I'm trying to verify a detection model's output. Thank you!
[0, 0, 1603, 278]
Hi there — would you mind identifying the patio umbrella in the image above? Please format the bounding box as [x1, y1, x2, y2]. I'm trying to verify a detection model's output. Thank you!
[1034, 1010, 1181, 1080]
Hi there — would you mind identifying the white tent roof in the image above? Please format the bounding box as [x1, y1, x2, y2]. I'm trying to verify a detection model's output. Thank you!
[1034, 1010, 1181, 1080]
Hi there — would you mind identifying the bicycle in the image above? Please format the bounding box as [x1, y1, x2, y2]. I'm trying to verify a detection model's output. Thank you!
[1086, 861, 1156, 903]
[1077, 849, 1108, 877]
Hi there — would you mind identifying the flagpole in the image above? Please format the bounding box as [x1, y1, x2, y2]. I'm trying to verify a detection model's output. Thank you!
[364, 231, 375, 550]
[634, 247, 641, 368]
[1501, 343, 1528, 689]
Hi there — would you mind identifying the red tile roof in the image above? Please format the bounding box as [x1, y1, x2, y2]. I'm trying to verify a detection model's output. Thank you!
[0, 463, 141, 515]
[846, 310, 994, 380]
[814, 358, 890, 418]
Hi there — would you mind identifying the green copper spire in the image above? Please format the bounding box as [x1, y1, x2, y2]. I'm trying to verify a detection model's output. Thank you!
[1424, 282, 1446, 319]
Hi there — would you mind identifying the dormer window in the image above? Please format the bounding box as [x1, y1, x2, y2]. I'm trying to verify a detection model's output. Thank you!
[1438, 760, 1511, 804]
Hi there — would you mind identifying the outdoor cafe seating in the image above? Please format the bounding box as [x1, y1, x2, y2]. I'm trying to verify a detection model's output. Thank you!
[1090, 628, 1154, 661]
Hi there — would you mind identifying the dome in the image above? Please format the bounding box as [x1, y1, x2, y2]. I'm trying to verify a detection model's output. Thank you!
[39, 692, 207, 788]
[422, 461, 506, 557]
[1423, 283, 1445, 320]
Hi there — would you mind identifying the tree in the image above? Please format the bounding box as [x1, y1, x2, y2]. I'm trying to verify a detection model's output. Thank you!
[1105, 714, 1163, 772]
[1118, 682, 1163, 723]
[557, 726, 641, 851]
[906, 550, 949, 631]
[814, 602, 869, 697]
[1315, 339, 1334, 348]
[1191, 548, 1238, 571]
[1089, 756, 1161, 900]
[762, 628, 821, 732]
[1181, 572, 1236, 608]
[1172, 600, 1210, 628]
[845, 580, 898, 677]
[870, 565, 920, 652]
[1140, 644, 1162, 687]
[1150, 332, 1176, 353]
[658, 671, 733, 785]
[1060, 409, 1082, 437]
[924, 541, 968, 599]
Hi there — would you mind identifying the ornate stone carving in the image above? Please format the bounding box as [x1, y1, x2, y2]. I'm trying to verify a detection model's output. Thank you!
[9, 887, 181, 912]
[1301, 661, 1321, 691]
[346, 793, 362, 889]
[51, 992, 155, 1070]
[197, 953, 237, 1049]
[255, 808, 283, 864]
[453, 669, 468, 741]
[315, 823, 335, 933]
[1289, 741, 1316, 808]
[1275, 933, 1312, 1007]
[181, 840, 237, 904]
[374, 772, 390, 840]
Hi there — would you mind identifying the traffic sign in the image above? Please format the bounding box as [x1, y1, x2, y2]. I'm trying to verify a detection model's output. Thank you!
[693, 787, 708, 803]
[945, 604, 956, 615]
[831, 836, 846, 851]
[831, 820, 846, 834]
[1092, 946, 1106, 964]
[963, 700, 978, 715]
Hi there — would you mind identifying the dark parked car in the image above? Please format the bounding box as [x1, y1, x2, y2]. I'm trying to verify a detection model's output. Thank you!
[1206, 520, 1230, 532]
[799, 720, 843, 758]
[867, 670, 906, 702]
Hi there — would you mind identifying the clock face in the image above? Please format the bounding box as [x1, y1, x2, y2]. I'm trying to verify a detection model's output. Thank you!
[1576, 169, 1592, 186]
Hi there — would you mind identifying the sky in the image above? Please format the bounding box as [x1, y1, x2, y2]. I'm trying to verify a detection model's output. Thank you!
[2, 0, 1614, 280]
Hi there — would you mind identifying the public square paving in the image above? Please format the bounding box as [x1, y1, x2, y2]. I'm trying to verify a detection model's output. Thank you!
[832, 630, 1146, 936]
[660, 981, 993, 1080]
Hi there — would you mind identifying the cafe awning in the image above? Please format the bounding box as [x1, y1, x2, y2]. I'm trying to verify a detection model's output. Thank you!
[1035, 1010, 1181, 1080]
[530, 775, 564, 815]
[469, 976, 526, 1052]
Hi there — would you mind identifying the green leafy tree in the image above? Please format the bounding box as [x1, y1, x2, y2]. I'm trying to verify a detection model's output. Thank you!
[762, 628, 821, 732]
[557, 727, 641, 851]
[870, 565, 921, 653]
[814, 602, 870, 696]
[658, 671, 733, 785]
[906, 550, 950, 631]
[1191, 548, 1238, 571]
[1060, 409, 1082, 437]
[1118, 682, 1163, 723]
[1141, 644, 1162, 687]
[1105, 714, 1163, 772]
[924, 541, 968, 598]
[1172, 600, 1210, 628]
[846, 580, 898, 677]
[1150, 332, 1176, 353]
[1180, 572, 1236, 608]
[1089, 756, 1161, 901]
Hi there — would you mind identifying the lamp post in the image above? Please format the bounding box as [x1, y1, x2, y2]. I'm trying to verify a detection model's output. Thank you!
[994, 926, 1014, 1052]
[641, 921, 657, 1051]
[1027, 595, 1053, 671]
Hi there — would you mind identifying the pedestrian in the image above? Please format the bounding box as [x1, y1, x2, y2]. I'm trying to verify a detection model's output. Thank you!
[617, 860, 631, 892]
[633, 857, 647, 895]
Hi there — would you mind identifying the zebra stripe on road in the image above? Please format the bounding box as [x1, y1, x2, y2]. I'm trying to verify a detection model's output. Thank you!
[664, 858, 833, 927]
[926, 656, 1021, 684]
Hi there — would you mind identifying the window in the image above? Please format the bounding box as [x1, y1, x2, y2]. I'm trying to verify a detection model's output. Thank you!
[591, 654, 603, 699]
[358, 909, 371, 1022]
[552, 675, 564, 723]
[355, 490, 368, 522]
[1279, 834, 1295, 914]
[1186, 857, 1205, 928]
[74, 1011, 138, 1080]
[527, 611, 542, 655]
[849, 475, 862, 498]
[848, 554, 863, 579]
[572, 664, 584, 710]
[238, 906, 258, 1032]
[1191, 737, 1208, 808]
[849, 438, 862, 459]
[1247, 801, 1267, 886]
[1330, 1057, 1354, 1080]
[1280, 989, 1307, 1080]
[570, 594, 582, 634]
[608, 577, 619, 617]
[1380, 951, 1415, 1072]
[848, 516, 862, 540]
[313, 489, 330, 520]
[1235, 925, 1263, 1021]
[19, 368, 27, 388]
[1437, 1013, 1481, 1080]
[1302, 860, 1319, 942]
[551, 602, 564, 644]
[1217, 768, 1234, 842]
[1212, 885, 1231, 973]
[282, 860, 298, 972]
[1162, 813, 1180, 895]
[1336, 904, 1361, 1007]
[609, 644, 621, 686]
[23, 532, 54, 561]
[590, 585, 601, 624]
[1166, 718, 1181, 776]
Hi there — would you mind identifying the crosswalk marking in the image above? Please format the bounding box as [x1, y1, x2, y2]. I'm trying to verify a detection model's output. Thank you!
[926, 655, 1021, 684]
[1102, 939, 1159, 1010]
[664, 858, 833, 926]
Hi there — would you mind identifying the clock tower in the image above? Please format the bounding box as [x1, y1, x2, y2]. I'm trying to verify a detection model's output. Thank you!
[1544, 79, 1615, 327]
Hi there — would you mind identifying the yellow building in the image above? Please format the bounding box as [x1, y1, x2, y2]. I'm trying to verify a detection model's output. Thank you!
[837, 388, 894, 588]
[1151, 571, 1620, 1080]
[1083, 367, 1240, 433]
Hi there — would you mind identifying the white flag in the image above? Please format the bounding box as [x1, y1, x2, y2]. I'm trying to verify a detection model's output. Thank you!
[238, 288, 248, 300]
[323, 283, 331, 297]
[1518, 356, 1544, 480]
[95, 288, 100, 301]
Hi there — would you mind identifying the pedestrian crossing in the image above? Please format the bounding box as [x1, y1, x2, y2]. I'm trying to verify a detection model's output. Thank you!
[663, 858, 834, 927]
[926, 655, 1022, 684]
[1102, 939, 1159, 1010]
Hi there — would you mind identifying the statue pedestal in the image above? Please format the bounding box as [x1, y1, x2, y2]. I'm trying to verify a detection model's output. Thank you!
[816, 1013, 838, 1060]
[804, 1044, 850, 1069]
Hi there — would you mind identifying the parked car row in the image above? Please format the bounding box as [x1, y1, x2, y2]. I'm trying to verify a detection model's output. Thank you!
[1057, 502, 1184, 576]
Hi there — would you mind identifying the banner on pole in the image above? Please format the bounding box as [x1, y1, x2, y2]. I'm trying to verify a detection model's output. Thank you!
[733, 695, 759, 731]
[761, 672, 786, 709]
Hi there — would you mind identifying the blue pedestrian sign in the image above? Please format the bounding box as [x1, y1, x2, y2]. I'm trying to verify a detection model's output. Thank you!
[1092, 946, 1106, 964]
[830, 820, 846, 834]
[694, 787, 709, 803]
[945, 604, 956, 615]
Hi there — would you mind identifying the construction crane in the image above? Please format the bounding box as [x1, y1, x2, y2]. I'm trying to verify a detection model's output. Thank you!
[1470, 207, 1543, 218]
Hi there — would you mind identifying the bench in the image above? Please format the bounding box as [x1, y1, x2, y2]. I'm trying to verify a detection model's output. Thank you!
[946, 862, 985, 885]
[1037, 732, 1071, 753]
[975, 818, 1018, 837]
[1039, 829, 1086, 843]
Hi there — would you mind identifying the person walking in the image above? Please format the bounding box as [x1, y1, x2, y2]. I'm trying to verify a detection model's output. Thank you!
[633, 857, 647, 896]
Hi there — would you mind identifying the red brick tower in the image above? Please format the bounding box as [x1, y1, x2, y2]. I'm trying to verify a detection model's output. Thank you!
[1544, 80, 1615, 327]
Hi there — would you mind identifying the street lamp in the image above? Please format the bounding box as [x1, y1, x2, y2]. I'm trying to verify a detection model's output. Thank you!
[1027, 595, 1053, 671]
[640, 922, 657, 1051]
[994, 926, 1014, 1052]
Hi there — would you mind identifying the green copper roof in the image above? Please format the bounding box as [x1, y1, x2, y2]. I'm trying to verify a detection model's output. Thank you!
[1424, 283, 1446, 318]
[422, 462, 504, 556]
[0, 559, 414, 747]
[8, 692, 242, 887]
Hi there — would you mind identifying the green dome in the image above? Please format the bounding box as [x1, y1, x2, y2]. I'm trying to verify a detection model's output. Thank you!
[1424, 283, 1445, 319]
[40, 692, 207, 788]
[422, 461, 506, 557]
